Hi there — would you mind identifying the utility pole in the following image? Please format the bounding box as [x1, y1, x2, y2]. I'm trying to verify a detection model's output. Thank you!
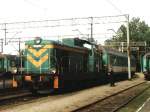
[4, 23, 7, 45]
[18, 38, 21, 54]
[145, 41, 147, 53]
[18, 38, 23, 74]
[0, 39, 4, 53]
[90, 17, 93, 42]
[1, 39, 3, 53]
[126, 14, 131, 80]
[121, 42, 124, 52]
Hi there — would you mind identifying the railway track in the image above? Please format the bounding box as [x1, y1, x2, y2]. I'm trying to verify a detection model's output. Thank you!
[0, 90, 31, 101]
[73, 81, 150, 112]
[0, 90, 36, 110]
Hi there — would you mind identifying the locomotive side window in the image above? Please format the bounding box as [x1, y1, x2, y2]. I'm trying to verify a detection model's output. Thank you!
[60, 53, 84, 73]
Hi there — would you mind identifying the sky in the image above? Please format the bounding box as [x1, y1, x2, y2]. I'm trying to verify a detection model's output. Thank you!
[0, 0, 149, 54]
[0, 0, 149, 22]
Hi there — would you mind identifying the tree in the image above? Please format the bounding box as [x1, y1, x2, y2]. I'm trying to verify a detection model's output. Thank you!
[104, 17, 150, 72]
[105, 17, 150, 46]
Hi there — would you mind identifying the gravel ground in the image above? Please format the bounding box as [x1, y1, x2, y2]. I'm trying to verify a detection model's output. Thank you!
[1, 77, 145, 112]
[117, 82, 150, 112]
[75, 82, 150, 112]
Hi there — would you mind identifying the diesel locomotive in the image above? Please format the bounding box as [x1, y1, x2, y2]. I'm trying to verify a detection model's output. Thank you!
[0, 54, 19, 90]
[23, 37, 136, 93]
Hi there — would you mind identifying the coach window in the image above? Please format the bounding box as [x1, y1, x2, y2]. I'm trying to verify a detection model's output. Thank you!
[110, 55, 114, 65]
[113, 57, 117, 66]
[116, 57, 119, 66]
[0, 58, 3, 69]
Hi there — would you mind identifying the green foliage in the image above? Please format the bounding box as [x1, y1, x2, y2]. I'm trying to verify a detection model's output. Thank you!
[105, 17, 150, 46]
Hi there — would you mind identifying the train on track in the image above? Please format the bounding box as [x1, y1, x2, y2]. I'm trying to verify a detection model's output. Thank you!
[142, 53, 150, 80]
[0, 54, 19, 90]
[22, 37, 136, 93]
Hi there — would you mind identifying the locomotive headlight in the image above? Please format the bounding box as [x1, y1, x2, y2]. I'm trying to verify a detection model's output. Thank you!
[50, 68, 56, 74]
[52, 69, 56, 74]
[35, 37, 42, 44]
[11, 68, 17, 74]
[13, 69, 17, 73]
[36, 39, 41, 44]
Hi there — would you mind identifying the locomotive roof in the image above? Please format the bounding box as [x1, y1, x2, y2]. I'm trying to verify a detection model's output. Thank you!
[25, 39, 90, 53]
[25, 39, 58, 45]
[25, 38, 95, 49]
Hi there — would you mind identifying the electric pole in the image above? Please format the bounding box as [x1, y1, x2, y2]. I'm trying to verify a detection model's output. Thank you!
[90, 17, 93, 42]
[126, 14, 131, 80]
[4, 23, 7, 45]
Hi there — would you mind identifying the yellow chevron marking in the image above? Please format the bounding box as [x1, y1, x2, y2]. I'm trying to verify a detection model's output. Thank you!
[27, 54, 48, 68]
[27, 45, 54, 57]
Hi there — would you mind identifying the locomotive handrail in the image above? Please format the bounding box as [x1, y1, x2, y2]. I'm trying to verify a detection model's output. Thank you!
[48, 55, 59, 74]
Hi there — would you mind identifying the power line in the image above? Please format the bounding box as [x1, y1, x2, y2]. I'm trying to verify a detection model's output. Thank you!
[0, 14, 127, 25]
[0, 15, 128, 50]
[105, 0, 123, 14]
[0, 15, 127, 31]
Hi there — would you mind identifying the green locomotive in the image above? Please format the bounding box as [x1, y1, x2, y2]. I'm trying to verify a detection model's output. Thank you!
[23, 37, 136, 93]
[141, 54, 150, 80]
[23, 37, 104, 92]
[0, 54, 19, 90]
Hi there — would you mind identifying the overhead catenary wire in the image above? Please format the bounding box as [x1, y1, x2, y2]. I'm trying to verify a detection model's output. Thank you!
[0, 17, 127, 31]
[0, 14, 127, 25]
[105, 0, 123, 14]
[0, 15, 128, 54]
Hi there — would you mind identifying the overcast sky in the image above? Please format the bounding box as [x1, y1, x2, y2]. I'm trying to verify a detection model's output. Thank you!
[0, 0, 149, 23]
[0, 0, 149, 54]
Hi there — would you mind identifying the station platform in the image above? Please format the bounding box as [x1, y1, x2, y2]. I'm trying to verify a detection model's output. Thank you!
[2, 74, 145, 112]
